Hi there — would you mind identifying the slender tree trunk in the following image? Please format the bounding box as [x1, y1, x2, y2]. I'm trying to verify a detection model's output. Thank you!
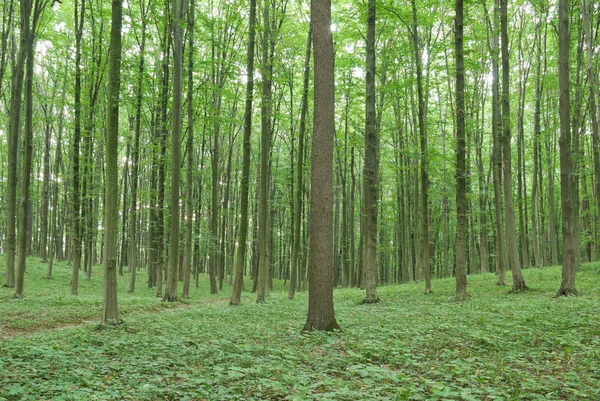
[288, 24, 311, 300]
[14, 0, 37, 298]
[39, 106, 52, 263]
[556, 0, 578, 296]
[362, 0, 379, 303]
[3, 0, 26, 289]
[454, 0, 467, 299]
[500, 0, 526, 291]
[182, 0, 194, 299]
[165, 0, 187, 302]
[531, 21, 544, 269]
[411, 0, 431, 294]
[127, 4, 147, 293]
[256, 0, 272, 303]
[230, 0, 256, 305]
[102, 0, 123, 325]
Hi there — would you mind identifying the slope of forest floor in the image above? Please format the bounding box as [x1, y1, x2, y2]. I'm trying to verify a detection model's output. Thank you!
[1, 256, 599, 400]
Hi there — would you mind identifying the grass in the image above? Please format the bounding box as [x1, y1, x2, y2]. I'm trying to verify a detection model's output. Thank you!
[1, 255, 599, 400]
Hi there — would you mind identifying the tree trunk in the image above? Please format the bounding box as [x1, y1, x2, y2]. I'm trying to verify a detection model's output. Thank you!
[500, 0, 526, 291]
[165, 0, 187, 302]
[14, 0, 36, 298]
[411, 0, 431, 294]
[256, 0, 272, 303]
[303, 0, 339, 331]
[182, 0, 193, 299]
[288, 25, 311, 300]
[556, 0, 578, 296]
[454, 0, 468, 299]
[128, 4, 147, 293]
[102, 0, 123, 325]
[3, 0, 26, 289]
[362, 0, 379, 303]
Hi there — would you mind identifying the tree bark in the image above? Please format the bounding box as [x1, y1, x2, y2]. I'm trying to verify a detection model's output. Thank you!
[165, 0, 188, 302]
[102, 0, 123, 325]
[3, 0, 26, 289]
[556, 0, 578, 296]
[182, 0, 194, 299]
[303, 0, 340, 331]
[362, 0, 379, 303]
[454, 0, 468, 299]
[128, 2, 147, 293]
[500, 0, 526, 291]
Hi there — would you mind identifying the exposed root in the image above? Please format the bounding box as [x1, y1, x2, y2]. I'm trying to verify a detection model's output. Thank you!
[360, 297, 380, 305]
[554, 287, 578, 298]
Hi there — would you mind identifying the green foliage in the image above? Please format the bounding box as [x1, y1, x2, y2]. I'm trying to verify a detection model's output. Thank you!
[1, 255, 600, 400]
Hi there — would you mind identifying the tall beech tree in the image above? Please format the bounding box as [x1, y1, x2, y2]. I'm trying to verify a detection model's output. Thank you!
[288, 24, 311, 301]
[230, 0, 257, 306]
[102, 0, 124, 325]
[454, 0, 467, 300]
[15, 0, 49, 298]
[127, 0, 148, 294]
[165, 0, 188, 302]
[556, 0, 578, 296]
[362, 0, 378, 304]
[4, 0, 29, 289]
[304, 0, 339, 331]
[500, 0, 527, 291]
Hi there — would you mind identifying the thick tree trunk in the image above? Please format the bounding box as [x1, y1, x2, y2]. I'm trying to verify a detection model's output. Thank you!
[304, 0, 339, 331]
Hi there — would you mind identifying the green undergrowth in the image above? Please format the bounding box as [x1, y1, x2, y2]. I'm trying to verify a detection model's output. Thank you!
[1, 255, 599, 400]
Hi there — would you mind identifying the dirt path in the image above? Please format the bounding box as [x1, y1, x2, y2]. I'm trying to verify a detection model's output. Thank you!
[0, 296, 231, 339]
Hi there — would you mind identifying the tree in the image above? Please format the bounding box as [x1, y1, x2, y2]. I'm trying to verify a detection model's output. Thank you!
[303, 0, 339, 332]
[362, 0, 378, 304]
[165, 0, 188, 302]
[127, 0, 148, 294]
[256, 0, 273, 304]
[182, 0, 194, 299]
[454, 0, 467, 300]
[4, 0, 28, 289]
[16, 0, 49, 298]
[229, 0, 256, 306]
[288, 24, 311, 300]
[500, 0, 527, 292]
[70, 0, 85, 296]
[556, 0, 578, 296]
[411, 0, 431, 294]
[102, 0, 124, 325]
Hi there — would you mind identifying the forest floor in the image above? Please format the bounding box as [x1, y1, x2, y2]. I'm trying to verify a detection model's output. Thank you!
[0, 256, 599, 400]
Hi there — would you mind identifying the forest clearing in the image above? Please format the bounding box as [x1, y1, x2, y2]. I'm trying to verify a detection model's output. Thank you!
[1, 256, 600, 400]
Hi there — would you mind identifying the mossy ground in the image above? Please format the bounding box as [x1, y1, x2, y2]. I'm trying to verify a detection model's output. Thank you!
[1, 255, 599, 400]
